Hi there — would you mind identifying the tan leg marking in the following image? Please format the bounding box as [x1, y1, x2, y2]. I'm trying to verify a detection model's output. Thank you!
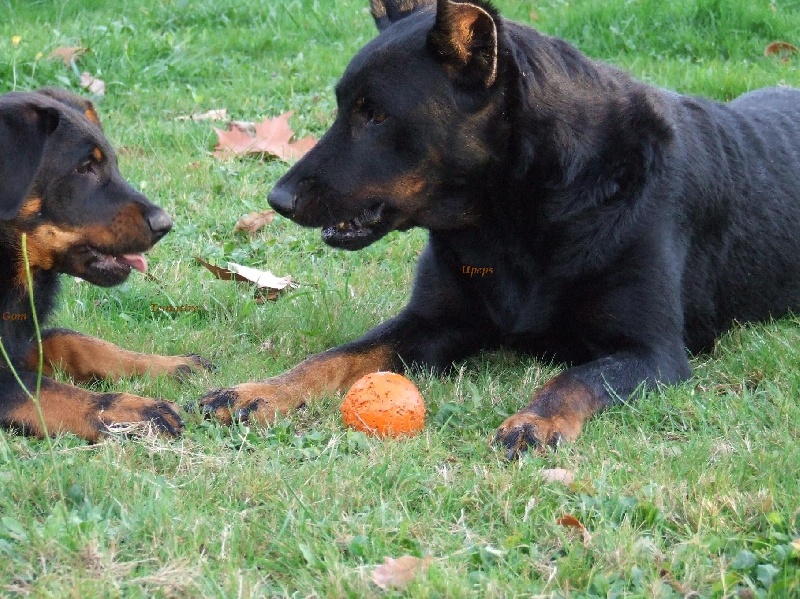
[200, 344, 395, 425]
[3, 382, 182, 442]
[25, 331, 210, 383]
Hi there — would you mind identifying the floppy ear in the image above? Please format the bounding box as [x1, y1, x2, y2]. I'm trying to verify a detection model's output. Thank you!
[36, 87, 103, 129]
[0, 99, 60, 220]
[370, 0, 435, 31]
[427, 0, 499, 87]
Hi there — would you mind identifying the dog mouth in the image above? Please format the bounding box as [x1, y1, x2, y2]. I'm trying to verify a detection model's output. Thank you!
[78, 247, 150, 286]
[321, 203, 391, 250]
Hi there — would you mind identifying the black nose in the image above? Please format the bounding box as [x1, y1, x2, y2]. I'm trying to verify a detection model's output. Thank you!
[268, 185, 296, 217]
[147, 208, 173, 240]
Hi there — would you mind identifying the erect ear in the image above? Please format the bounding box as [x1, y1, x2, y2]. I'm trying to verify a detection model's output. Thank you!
[427, 0, 499, 87]
[370, 0, 435, 31]
[0, 98, 60, 220]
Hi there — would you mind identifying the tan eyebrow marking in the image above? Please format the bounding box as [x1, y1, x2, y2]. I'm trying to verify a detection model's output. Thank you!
[17, 197, 43, 219]
[92, 147, 104, 162]
[85, 108, 101, 125]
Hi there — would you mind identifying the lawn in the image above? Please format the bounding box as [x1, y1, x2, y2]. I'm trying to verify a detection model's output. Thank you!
[1, 0, 800, 596]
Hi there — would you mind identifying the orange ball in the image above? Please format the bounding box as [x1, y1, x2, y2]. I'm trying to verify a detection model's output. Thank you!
[340, 372, 425, 438]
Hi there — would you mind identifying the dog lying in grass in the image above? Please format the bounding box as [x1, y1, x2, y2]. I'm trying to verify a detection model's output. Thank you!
[0, 88, 209, 441]
[200, 0, 800, 456]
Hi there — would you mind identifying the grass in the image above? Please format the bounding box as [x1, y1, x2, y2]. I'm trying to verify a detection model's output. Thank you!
[1, 0, 800, 596]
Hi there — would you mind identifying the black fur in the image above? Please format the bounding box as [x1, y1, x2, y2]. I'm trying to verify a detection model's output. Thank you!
[264, 0, 800, 453]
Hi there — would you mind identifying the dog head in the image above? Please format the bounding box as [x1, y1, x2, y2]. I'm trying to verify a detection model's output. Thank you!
[0, 88, 172, 287]
[269, 0, 509, 250]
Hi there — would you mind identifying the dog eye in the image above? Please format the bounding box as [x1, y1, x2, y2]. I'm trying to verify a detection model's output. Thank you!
[75, 160, 96, 176]
[367, 109, 387, 125]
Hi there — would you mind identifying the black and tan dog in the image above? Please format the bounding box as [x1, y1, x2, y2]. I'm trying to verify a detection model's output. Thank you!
[201, 0, 800, 456]
[1, 88, 207, 441]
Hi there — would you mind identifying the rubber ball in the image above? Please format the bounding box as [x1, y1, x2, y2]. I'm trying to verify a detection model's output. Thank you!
[340, 372, 425, 438]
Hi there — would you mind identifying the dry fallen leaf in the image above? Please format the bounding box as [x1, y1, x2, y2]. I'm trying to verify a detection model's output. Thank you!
[213, 111, 316, 162]
[196, 257, 296, 302]
[556, 514, 592, 545]
[764, 41, 799, 61]
[227, 262, 294, 290]
[48, 46, 87, 67]
[234, 209, 276, 235]
[176, 108, 228, 122]
[79, 72, 105, 97]
[370, 555, 431, 590]
[540, 468, 575, 485]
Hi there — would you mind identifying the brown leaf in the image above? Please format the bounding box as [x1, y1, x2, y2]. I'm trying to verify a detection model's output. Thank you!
[764, 41, 799, 61]
[48, 46, 87, 67]
[370, 555, 431, 590]
[233, 210, 276, 235]
[176, 109, 228, 122]
[540, 468, 575, 485]
[196, 257, 246, 282]
[79, 72, 105, 97]
[556, 514, 583, 529]
[196, 257, 296, 302]
[213, 112, 316, 162]
[212, 125, 261, 157]
[556, 514, 592, 545]
[277, 134, 317, 161]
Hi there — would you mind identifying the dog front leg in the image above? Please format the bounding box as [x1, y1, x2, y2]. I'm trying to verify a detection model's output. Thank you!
[198, 311, 482, 425]
[24, 328, 212, 384]
[0, 372, 183, 441]
[495, 349, 691, 458]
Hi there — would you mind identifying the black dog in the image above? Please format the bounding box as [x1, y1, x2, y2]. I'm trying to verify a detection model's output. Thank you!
[200, 0, 800, 456]
[0, 88, 208, 441]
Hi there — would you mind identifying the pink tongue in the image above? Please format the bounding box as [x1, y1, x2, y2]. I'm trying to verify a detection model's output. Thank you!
[116, 253, 148, 273]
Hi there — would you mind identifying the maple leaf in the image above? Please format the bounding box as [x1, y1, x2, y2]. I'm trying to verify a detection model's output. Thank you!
[213, 111, 316, 162]
[196, 257, 297, 302]
[370, 555, 431, 590]
[233, 210, 276, 235]
[48, 46, 87, 67]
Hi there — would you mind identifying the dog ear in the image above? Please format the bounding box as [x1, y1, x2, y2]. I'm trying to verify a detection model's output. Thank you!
[36, 87, 103, 130]
[370, 0, 434, 31]
[427, 0, 498, 87]
[0, 99, 60, 220]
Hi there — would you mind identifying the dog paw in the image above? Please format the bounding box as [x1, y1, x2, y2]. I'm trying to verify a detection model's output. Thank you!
[197, 382, 294, 425]
[170, 353, 215, 380]
[494, 412, 569, 459]
[97, 393, 184, 437]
